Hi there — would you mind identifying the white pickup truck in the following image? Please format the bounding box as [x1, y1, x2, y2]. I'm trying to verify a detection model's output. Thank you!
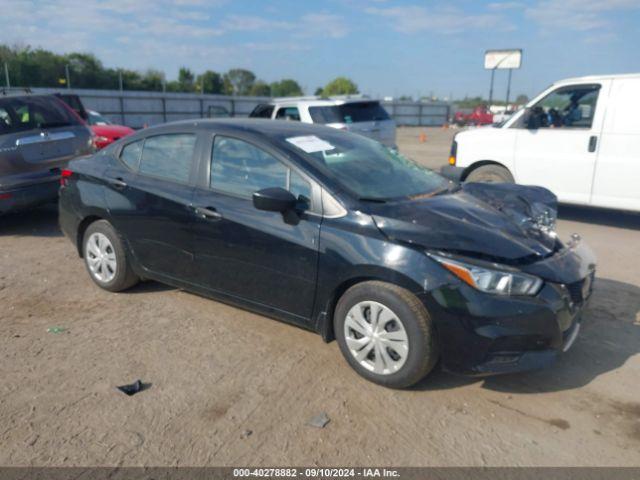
[442, 73, 640, 212]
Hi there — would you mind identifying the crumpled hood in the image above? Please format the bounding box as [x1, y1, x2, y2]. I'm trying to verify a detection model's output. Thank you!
[368, 182, 559, 263]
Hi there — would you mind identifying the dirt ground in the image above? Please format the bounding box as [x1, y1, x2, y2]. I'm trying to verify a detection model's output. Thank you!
[1, 127, 639, 467]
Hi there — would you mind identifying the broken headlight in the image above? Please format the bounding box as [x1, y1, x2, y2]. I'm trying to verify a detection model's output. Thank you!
[429, 253, 543, 296]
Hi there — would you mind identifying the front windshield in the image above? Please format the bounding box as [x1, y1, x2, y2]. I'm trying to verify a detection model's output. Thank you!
[88, 111, 111, 126]
[282, 130, 449, 201]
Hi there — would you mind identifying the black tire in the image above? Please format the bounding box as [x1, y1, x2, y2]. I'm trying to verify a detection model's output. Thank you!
[82, 220, 139, 292]
[466, 164, 514, 183]
[334, 281, 439, 389]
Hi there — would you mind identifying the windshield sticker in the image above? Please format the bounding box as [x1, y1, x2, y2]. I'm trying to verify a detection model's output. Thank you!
[286, 135, 335, 153]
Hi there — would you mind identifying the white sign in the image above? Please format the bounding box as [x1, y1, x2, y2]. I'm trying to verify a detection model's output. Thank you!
[484, 49, 522, 70]
[286, 135, 335, 153]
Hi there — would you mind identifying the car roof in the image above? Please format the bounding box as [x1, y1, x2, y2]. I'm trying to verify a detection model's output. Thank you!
[267, 96, 379, 107]
[132, 118, 342, 138]
[555, 72, 640, 85]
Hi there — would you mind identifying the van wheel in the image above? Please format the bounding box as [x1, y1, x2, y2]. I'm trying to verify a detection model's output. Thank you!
[466, 164, 514, 183]
[83, 220, 139, 292]
[334, 281, 439, 389]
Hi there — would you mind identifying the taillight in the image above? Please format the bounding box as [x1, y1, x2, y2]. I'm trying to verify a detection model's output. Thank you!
[60, 169, 73, 187]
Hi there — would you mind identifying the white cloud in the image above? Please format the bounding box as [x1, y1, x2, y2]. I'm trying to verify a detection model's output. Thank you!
[525, 0, 640, 31]
[365, 6, 503, 34]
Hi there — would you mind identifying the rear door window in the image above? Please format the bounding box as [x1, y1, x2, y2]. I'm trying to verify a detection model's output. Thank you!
[275, 107, 300, 121]
[138, 134, 196, 183]
[309, 102, 390, 124]
[0, 96, 81, 134]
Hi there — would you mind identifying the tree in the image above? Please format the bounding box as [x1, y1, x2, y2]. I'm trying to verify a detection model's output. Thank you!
[322, 76, 358, 96]
[515, 94, 529, 105]
[140, 69, 165, 91]
[270, 78, 303, 97]
[196, 70, 224, 94]
[177, 67, 195, 92]
[223, 68, 256, 96]
[314, 87, 323, 96]
[249, 80, 271, 97]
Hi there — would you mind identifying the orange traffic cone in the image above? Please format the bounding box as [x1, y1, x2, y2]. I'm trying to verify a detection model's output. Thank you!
[419, 132, 427, 143]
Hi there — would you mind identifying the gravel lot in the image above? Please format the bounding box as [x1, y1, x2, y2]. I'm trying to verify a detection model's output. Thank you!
[1, 127, 639, 466]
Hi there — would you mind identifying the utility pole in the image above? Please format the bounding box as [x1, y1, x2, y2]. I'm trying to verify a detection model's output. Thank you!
[118, 70, 123, 91]
[488, 68, 496, 107]
[4, 62, 9, 88]
[65, 64, 71, 89]
[505, 69, 513, 107]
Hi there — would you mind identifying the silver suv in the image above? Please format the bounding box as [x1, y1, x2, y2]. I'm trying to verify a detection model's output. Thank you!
[250, 96, 396, 148]
[0, 92, 94, 215]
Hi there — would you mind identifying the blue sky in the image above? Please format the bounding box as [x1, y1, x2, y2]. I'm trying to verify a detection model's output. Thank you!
[2, 0, 640, 99]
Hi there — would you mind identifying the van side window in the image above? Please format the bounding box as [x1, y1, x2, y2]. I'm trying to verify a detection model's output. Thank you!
[275, 107, 301, 121]
[120, 140, 144, 170]
[523, 85, 600, 129]
[139, 134, 196, 183]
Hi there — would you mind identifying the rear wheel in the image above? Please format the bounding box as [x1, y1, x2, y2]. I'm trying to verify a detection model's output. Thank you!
[466, 164, 514, 183]
[334, 281, 438, 389]
[83, 220, 139, 292]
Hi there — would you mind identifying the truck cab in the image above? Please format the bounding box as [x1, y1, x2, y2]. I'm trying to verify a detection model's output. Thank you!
[444, 73, 640, 212]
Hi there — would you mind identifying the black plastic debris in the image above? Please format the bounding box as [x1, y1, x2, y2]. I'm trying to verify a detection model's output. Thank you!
[116, 380, 151, 396]
[307, 412, 330, 428]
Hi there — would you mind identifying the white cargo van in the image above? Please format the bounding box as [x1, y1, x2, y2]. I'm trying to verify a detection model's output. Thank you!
[443, 74, 640, 212]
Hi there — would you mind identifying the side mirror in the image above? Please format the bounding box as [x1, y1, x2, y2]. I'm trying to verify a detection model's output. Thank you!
[253, 187, 297, 213]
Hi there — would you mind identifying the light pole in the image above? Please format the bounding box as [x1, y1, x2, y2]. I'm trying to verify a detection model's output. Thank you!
[65, 64, 71, 89]
[3, 62, 9, 88]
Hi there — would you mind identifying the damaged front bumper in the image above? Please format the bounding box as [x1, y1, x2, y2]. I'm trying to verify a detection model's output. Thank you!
[423, 239, 596, 376]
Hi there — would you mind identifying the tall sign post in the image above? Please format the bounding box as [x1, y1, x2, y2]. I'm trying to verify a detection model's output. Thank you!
[484, 49, 522, 107]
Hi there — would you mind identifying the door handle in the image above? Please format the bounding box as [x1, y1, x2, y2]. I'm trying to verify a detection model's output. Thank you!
[194, 206, 222, 220]
[107, 177, 127, 190]
[588, 135, 598, 153]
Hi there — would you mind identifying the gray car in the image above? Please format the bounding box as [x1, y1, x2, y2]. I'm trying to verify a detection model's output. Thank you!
[0, 92, 94, 215]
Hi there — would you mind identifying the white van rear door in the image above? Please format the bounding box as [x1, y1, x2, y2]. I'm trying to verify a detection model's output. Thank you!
[512, 82, 608, 205]
[591, 77, 640, 211]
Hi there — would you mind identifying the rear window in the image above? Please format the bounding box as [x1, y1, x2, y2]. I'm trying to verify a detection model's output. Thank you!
[138, 134, 196, 183]
[0, 96, 81, 135]
[309, 102, 390, 124]
[249, 104, 274, 119]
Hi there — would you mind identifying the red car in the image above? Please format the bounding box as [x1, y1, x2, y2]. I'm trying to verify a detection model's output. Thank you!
[87, 110, 135, 149]
[453, 106, 494, 126]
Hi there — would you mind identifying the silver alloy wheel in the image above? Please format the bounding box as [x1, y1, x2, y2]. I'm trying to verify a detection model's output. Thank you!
[86, 232, 117, 283]
[344, 301, 409, 375]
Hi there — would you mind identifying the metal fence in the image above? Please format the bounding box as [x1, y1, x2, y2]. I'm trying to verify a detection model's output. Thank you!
[31, 88, 451, 129]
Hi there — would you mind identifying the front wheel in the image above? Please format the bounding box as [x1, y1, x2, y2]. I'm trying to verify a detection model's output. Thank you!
[83, 220, 139, 292]
[334, 281, 439, 389]
[466, 164, 514, 183]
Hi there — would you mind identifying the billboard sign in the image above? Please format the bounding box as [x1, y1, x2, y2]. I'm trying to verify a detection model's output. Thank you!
[484, 49, 522, 70]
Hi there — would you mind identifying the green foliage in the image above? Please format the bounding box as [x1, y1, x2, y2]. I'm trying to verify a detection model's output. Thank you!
[322, 77, 358, 96]
[515, 94, 529, 105]
[196, 70, 224, 94]
[270, 78, 303, 97]
[249, 80, 271, 97]
[314, 87, 323, 96]
[223, 68, 256, 96]
[0, 43, 298, 97]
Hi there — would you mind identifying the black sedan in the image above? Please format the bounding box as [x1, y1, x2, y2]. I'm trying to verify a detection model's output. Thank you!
[58, 119, 596, 388]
